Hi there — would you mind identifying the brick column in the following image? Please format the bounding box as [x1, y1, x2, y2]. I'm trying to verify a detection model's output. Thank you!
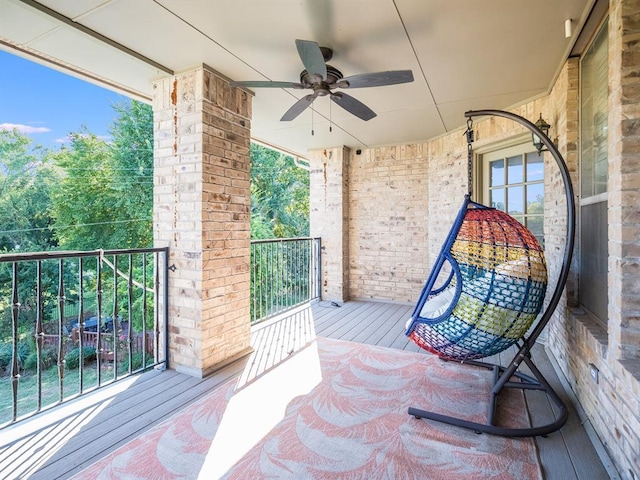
[609, 0, 640, 360]
[153, 65, 253, 377]
[309, 146, 350, 303]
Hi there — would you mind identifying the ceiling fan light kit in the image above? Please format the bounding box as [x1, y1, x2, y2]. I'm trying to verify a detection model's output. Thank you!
[230, 39, 414, 122]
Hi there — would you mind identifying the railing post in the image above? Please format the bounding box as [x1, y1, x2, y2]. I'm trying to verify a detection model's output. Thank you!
[162, 247, 169, 369]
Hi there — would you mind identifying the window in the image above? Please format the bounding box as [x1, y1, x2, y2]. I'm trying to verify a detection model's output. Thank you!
[482, 143, 545, 245]
[579, 19, 608, 323]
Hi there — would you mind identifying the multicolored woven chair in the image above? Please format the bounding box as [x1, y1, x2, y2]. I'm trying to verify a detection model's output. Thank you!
[406, 197, 548, 361]
[405, 109, 576, 437]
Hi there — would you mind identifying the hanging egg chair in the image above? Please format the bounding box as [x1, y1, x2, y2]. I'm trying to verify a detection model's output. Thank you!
[406, 196, 548, 361]
[405, 109, 576, 437]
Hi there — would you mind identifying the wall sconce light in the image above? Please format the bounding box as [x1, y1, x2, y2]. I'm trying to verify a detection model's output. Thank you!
[532, 113, 551, 154]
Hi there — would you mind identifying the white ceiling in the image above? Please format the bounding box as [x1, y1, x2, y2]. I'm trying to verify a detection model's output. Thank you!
[0, 0, 594, 158]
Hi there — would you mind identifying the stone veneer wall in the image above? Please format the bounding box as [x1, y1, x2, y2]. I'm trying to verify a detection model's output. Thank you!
[153, 65, 253, 377]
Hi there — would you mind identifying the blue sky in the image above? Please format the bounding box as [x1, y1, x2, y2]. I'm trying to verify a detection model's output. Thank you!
[0, 50, 128, 149]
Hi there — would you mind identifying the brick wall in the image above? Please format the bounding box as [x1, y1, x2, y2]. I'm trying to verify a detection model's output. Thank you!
[153, 65, 253, 377]
[347, 145, 429, 303]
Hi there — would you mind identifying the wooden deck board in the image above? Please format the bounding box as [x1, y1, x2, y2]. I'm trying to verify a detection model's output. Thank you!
[0, 300, 615, 479]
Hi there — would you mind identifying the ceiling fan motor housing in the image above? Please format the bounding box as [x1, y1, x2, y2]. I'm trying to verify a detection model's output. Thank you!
[300, 64, 344, 93]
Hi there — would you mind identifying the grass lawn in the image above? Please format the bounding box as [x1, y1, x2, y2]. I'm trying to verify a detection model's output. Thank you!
[0, 361, 125, 426]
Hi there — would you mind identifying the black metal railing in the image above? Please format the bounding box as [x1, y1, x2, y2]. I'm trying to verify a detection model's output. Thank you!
[0, 247, 169, 427]
[250, 237, 321, 323]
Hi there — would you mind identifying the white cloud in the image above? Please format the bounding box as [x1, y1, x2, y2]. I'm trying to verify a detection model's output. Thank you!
[0, 123, 51, 134]
[55, 133, 112, 144]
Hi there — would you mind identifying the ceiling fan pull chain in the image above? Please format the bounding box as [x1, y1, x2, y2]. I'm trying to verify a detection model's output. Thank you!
[311, 107, 314, 136]
[330, 100, 333, 133]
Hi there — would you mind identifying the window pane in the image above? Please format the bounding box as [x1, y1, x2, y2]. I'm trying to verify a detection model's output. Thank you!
[579, 19, 608, 325]
[580, 201, 608, 320]
[491, 188, 505, 211]
[526, 183, 544, 214]
[490, 159, 504, 187]
[507, 155, 523, 184]
[581, 22, 608, 198]
[526, 152, 544, 181]
[511, 215, 525, 226]
[507, 186, 524, 216]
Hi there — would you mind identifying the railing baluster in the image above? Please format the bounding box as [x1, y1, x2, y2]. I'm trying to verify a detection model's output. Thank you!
[127, 254, 134, 374]
[78, 257, 84, 394]
[112, 255, 119, 380]
[269, 242, 274, 316]
[154, 251, 160, 365]
[10, 262, 20, 422]
[258, 243, 264, 320]
[57, 259, 65, 403]
[35, 260, 43, 412]
[96, 253, 103, 387]
[142, 253, 148, 369]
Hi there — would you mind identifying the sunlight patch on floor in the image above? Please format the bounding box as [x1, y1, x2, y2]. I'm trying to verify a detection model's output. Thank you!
[197, 339, 322, 479]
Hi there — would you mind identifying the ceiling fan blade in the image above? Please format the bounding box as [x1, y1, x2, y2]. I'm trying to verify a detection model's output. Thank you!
[330, 92, 376, 121]
[295, 39, 327, 80]
[338, 70, 414, 88]
[229, 80, 304, 89]
[281, 94, 316, 121]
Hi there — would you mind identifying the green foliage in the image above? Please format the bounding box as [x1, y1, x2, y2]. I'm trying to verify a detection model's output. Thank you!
[0, 341, 32, 372]
[250, 144, 309, 239]
[0, 129, 59, 252]
[109, 100, 154, 248]
[50, 131, 120, 250]
[64, 346, 96, 370]
[118, 350, 145, 372]
[23, 346, 58, 372]
[0, 343, 12, 373]
[50, 100, 153, 250]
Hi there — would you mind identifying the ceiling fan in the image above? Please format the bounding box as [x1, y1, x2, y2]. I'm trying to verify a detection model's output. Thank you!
[230, 39, 414, 122]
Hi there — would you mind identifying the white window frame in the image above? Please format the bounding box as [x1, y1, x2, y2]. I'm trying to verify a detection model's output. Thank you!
[477, 139, 545, 245]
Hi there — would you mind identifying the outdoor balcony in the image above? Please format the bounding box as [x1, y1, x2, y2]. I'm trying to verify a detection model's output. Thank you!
[0, 281, 614, 478]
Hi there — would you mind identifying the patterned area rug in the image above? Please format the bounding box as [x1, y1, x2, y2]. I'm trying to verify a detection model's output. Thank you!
[74, 338, 541, 479]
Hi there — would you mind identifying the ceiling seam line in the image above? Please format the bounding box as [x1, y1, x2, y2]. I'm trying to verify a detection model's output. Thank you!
[391, 0, 447, 132]
[18, 0, 173, 75]
[0, 38, 152, 102]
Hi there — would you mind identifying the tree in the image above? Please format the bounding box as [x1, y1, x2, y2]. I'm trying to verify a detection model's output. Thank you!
[0, 130, 58, 252]
[50, 100, 154, 250]
[50, 131, 123, 250]
[109, 100, 154, 247]
[250, 143, 309, 239]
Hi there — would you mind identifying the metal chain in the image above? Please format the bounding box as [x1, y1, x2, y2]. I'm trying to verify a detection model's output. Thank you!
[465, 117, 474, 197]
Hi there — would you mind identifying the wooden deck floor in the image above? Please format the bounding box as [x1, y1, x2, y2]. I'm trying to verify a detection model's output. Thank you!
[0, 300, 617, 479]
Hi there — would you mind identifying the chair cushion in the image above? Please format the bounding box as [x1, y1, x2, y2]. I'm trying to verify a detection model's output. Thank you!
[419, 287, 456, 319]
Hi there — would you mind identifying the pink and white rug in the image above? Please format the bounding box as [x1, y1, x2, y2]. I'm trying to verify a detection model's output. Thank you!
[74, 338, 541, 479]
